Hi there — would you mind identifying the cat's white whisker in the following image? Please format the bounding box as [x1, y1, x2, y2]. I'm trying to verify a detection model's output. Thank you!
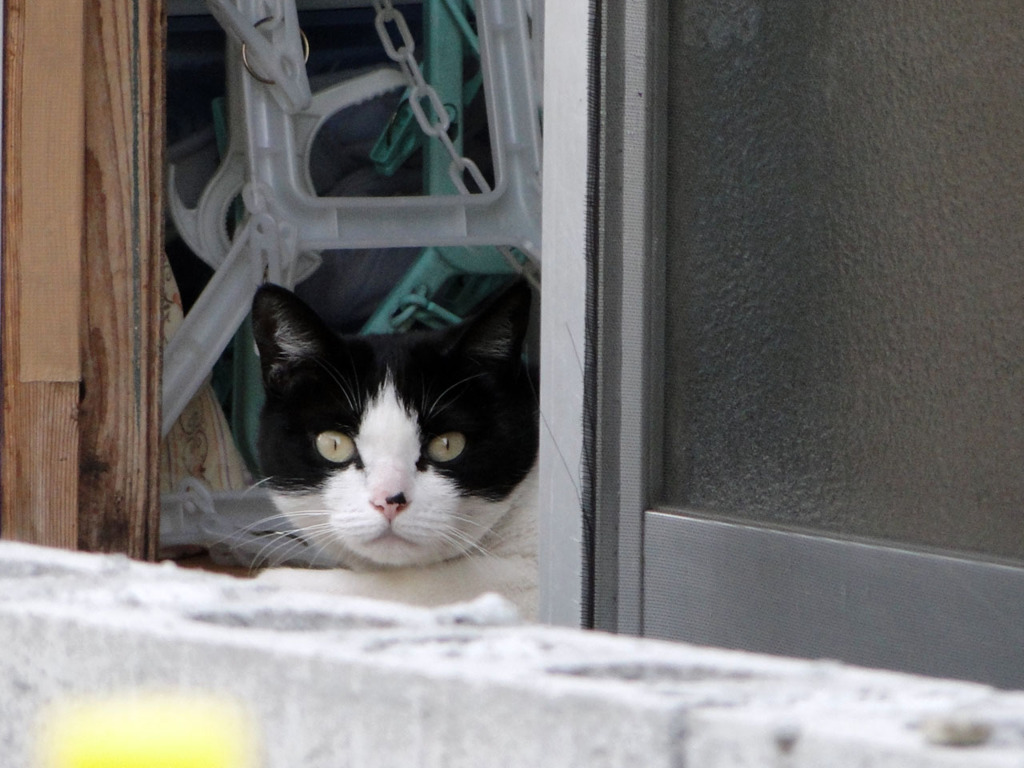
[249, 538, 299, 569]
[237, 510, 296, 533]
[312, 356, 359, 412]
[248, 526, 313, 569]
[240, 475, 280, 496]
[440, 525, 498, 560]
[252, 522, 335, 570]
[342, 351, 367, 414]
[423, 372, 488, 420]
[538, 408, 582, 507]
[192, 510, 299, 572]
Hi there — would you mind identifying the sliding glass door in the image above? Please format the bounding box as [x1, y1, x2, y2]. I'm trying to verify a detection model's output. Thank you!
[589, 0, 1024, 688]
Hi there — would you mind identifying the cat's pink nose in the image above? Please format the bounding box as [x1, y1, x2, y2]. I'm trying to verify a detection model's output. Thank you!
[373, 491, 409, 522]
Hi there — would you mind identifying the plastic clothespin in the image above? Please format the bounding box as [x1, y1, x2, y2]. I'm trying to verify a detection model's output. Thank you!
[39, 692, 256, 768]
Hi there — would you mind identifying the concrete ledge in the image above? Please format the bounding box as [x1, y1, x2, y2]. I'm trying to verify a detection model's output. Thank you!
[2, 541, 1024, 767]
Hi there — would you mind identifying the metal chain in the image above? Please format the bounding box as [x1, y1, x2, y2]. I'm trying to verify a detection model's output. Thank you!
[371, 0, 490, 195]
[371, 0, 539, 290]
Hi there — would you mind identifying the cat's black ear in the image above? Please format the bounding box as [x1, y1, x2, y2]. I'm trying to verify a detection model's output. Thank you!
[449, 279, 532, 364]
[252, 284, 332, 389]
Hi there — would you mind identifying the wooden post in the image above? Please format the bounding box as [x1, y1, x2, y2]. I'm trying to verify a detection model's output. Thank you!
[1, 0, 164, 559]
[78, 0, 164, 559]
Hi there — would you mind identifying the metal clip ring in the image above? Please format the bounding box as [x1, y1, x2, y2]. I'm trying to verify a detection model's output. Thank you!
[241, 16, 310, 85]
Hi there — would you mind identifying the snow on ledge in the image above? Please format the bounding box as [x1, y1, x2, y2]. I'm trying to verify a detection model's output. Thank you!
[2, 540, 1023, 767]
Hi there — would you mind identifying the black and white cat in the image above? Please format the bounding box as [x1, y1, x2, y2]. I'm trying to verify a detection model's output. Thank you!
[250, 281, 539, 618]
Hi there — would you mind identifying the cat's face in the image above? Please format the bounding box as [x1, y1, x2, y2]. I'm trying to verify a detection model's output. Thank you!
[251, 281, 538, 569]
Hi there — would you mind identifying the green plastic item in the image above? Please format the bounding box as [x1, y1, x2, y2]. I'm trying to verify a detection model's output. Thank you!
[423, 0, 464, 195]
[370, 100, 456, 178]
[360, 246, 526, 334]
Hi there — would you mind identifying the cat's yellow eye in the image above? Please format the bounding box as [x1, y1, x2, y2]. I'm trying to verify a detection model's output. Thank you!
[426, 432, 466, 463]
[315, 430, 357, 463]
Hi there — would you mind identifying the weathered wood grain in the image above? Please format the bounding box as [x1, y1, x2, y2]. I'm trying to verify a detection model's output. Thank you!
[78, 0, 164, 558]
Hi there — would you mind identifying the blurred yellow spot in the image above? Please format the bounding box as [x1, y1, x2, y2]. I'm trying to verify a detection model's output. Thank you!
[40, 692, 255, 768]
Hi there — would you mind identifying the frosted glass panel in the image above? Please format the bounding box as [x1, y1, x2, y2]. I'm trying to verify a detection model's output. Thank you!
[660, 1, 1024, 561]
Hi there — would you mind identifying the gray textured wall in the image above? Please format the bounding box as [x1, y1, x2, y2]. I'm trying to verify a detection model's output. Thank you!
[662, 1, 1024, 559]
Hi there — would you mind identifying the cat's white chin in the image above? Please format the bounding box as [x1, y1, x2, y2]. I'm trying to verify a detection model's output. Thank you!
[346, 529, 454, 568]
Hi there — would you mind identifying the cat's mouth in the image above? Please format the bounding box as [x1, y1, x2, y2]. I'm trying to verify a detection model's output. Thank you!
[354, 528, 444, 567]
[369, 529, 413, 545]
[363, 528, 425, 554]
